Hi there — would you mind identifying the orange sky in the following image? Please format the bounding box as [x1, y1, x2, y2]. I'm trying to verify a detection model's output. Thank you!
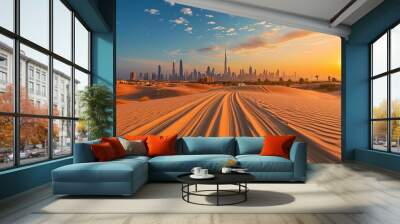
[196, 31, 341, 80]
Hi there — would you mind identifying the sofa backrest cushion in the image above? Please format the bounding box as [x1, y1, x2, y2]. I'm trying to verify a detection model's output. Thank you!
[73, 139, 100, 163]
[236, 137, 264, 155]
[181, 137, 235, 155]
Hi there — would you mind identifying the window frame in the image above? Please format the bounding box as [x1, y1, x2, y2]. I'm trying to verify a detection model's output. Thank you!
[0, 0, 92, 171]
[370, 21, 400, 154]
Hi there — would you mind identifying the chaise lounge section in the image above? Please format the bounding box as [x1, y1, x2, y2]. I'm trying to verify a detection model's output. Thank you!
[52, 137, 307, 196]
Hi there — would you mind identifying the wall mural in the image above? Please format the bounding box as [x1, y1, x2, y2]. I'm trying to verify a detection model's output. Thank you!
[116, 0, 342, 163]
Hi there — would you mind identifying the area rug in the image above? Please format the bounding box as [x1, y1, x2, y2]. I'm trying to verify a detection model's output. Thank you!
[37, 183, 361, 214]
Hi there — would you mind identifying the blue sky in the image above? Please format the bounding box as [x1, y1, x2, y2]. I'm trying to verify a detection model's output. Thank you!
[117, 0, 340, 80]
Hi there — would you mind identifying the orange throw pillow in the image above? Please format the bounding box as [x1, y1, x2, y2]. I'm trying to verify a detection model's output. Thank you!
[260, 135, 296, 159]
[101, 137, 127, 158]
[124, 135, 148, 142]
[91, 142, 117, 162]
[146, 135, 177, 157]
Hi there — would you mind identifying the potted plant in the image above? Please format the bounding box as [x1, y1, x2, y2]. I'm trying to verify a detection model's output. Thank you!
[79, 84, 113, 140]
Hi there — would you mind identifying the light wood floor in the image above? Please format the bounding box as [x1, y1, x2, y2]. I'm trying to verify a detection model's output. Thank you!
[1, 162, 400, 224]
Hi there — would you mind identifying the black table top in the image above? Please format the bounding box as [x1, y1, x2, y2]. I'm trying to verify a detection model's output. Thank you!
[177, 172, 255, 185]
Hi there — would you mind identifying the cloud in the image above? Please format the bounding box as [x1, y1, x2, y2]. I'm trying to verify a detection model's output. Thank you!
[212, 26, 225, 30]
[254, 21, 266, 25]
[277, 30, 312, 42]
[233, 36, 267, 51]
[185, 26, 193, 33]
[248, 28, 256, 32]
[231, 30, 313, 52]
[205, 14, 214, 18]
[239, 26, 249, 30]
[197, 45, 219, 52]
[272, 27, 282, 31]
[208, 21, 216, 25]
[225, 28, 235, 33]
[167, 49, 184, 56]
[170, 17, 189, 25]
[164, 0, 175, 6]
[144, 8, 160, 15]
[180, 7, 193, 16]
[226, 32, 237, 36]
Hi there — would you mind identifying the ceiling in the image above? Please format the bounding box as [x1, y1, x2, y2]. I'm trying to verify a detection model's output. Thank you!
[170, 0, 384, 38]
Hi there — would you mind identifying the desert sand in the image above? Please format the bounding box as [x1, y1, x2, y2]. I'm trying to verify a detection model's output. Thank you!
[117, 83, 341, 163]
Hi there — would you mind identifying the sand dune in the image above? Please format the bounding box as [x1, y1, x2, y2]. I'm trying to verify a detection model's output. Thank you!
[117, 82, 219, 102]
[117, 85, 341, 163]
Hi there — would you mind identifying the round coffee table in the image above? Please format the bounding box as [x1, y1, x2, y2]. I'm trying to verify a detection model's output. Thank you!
[177, 173, 255, 206]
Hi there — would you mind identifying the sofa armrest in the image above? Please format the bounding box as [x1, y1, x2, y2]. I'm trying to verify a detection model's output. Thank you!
[289, 142, 307, 181]
[73, 140, 100, 163]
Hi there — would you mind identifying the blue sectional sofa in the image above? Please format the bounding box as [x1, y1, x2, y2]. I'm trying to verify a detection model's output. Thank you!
[52, 137, 307, 196]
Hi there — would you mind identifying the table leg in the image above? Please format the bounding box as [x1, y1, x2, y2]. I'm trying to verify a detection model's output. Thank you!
[195, 184, 198, 192]
[217, 184, 219, 206]
[187, 184, 190, 202]
[245, 183, 247, 201]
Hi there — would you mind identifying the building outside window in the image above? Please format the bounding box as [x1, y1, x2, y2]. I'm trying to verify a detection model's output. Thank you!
[28, 81, 34, 94]
[0, 0, 91, 170]
[0, 54, 8, 91]
[28, 67, 34, 80]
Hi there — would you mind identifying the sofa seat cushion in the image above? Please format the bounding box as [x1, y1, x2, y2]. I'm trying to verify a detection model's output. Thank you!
[236, 155, 293, 172]
[117, 155, 150, 162]
[53, 159, 147, 183]
[149, 155, 235, 172]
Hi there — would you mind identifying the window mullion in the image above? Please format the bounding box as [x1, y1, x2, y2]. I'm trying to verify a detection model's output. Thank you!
[388, 30, 391, 153]
[48, 0, 54, 160]
[71, 10, 76, 155]
[13, 0, 20, 167]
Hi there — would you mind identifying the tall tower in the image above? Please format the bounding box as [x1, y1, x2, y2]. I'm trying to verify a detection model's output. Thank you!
[158, 65, 161, 80]
[172, 61, 176, 80]
[224, 49, 227, 76]
[179, 59, 183, 81]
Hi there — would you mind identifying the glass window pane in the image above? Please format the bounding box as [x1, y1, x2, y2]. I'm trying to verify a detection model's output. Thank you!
[391, 72, 400, 118]
[0, 34, 14, 112]
[372, 76, 387, 119]
[53, 119, 72, 157]
[75, 120, 88, 143]
[20, 0, 49, 49]
[53, 0, 72, 60]
[53, 59, 72, 117]
[20, 117, 49, 165]
[372, 33, 387, 76]
[391, 24, 400, 70]
[372, 121, 388, 151]
[20, 44, 49, 115]
[74, 69, 89, 118]
[0, 0, 14, 31]
[74, 18, 89, 70]
[391, 120, 400, 153]
[0, 116, 14, 170]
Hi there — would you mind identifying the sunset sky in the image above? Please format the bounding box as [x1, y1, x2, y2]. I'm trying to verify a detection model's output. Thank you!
[117, 0, 341, 80]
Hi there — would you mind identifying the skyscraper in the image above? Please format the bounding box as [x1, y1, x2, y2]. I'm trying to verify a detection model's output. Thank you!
[179, 59, 183, 81]
[130, 72, 136, 80]
[224, 49, 227, 76]
[157, 65, 161, 80]
[172, 61, 176, 80]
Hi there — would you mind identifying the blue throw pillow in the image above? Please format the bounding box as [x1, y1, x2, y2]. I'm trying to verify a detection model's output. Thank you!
[236, 137, 264, 155]
[181, 137, 235, 155]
